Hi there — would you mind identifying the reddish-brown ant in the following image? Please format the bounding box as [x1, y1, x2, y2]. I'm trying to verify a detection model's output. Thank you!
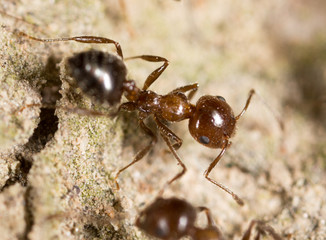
[17, 32, 254, 205]
[136, 197, 282, 240]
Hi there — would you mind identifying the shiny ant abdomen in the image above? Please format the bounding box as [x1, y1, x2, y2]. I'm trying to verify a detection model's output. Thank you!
[68, 50, 127, 105]
[19, 32, 254, 205]
[136, 197, 282, 240]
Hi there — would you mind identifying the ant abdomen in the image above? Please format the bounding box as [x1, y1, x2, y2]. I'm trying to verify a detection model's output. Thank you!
[189, 95, 236, 149]
[192, 227, 224, 240]
[136, 197, 197, 240]
[136, 197, 282, 240]
[67, 50, 127, 105]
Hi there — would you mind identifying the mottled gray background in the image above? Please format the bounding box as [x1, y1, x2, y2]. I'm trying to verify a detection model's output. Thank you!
[0, 0, 325, 239]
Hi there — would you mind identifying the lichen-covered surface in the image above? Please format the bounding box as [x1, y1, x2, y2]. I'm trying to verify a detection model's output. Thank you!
[0, 0, 325, 239]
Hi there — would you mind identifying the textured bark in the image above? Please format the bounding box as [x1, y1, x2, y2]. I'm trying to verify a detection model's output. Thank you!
[0, 0, 326, 239]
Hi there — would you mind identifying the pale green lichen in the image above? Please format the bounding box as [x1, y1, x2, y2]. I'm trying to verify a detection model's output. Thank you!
[1, 0, 326, 239]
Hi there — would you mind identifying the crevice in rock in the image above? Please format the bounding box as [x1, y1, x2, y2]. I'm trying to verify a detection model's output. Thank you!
[1, 56, 62, 239]
[1, 56, 61, 189]
[21, 186, 34, 240]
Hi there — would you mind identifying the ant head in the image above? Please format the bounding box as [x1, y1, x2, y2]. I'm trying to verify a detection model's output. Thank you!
[67, 50, 127, 105]
[135, 197, 197, 240]
[189, 95, 236, 148]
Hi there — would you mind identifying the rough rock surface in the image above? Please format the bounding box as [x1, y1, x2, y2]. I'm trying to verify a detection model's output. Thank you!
[0, 0, 325, 239]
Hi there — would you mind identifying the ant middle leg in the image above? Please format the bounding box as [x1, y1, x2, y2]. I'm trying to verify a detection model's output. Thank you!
[16, 31, 123, 58]
[124, 55, 169, 90]
[118, 102, 138, 112]
[153, 115, 187, 194]
[169, 83, 199, 100]
[114, 119, 157, 190]
[204, 141, 245, 206]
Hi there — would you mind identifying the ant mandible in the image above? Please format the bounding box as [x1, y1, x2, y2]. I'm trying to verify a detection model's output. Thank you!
[18, 32, 254, 206]
[136, 197, 283, 240]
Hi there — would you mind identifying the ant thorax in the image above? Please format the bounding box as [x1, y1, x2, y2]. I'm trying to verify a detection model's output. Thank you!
[134, 90, 194, 122]
[158, 92, 195, 122]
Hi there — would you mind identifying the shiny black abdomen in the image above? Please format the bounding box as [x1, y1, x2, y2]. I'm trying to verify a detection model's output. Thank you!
[67, 50, 127, 105]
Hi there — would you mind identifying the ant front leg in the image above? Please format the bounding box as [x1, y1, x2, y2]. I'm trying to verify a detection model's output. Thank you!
[153, 115, 186, 195]
[124, 55, 169, 90]
[114, 117, 157, 190]
[16, 31, 123, 58]
[204, 141, 244, 206]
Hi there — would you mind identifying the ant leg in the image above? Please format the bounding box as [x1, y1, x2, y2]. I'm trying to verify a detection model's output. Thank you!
[118, 0, 135, 37]
[194, 206, 224, 239]
[235, 89, 255, 120]
[118, 102, 138, 112]
[254, 91, 285, 132]
[14, 103, 42, 113]
[15, 103, 118, 118]
[151, 116, 182, 150]
[160, 127, 182, 151]
[16, 31, 123, 58]
[169, 83, 199, 100]
[0, 9, 40, 30]
[153, 116, 186, 194]
[114, 119, 157, 190]
[124, 55, 169, 90]
[204, 141, 244, 206]
[241, 220, 282, 240]
[197, 206, 215, 227]
[255, 221, 282, 240]
[171, 137, 182, 151]
[241, 220, 257, 240]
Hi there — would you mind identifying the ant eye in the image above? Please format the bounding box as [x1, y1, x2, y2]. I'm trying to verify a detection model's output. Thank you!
[216, 96, 226, 102]
[199, 136, 210, 144]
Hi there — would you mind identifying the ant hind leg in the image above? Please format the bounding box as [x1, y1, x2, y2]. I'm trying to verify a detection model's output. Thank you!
[16, 31, 123, 58]
[114, 119, 157, 190]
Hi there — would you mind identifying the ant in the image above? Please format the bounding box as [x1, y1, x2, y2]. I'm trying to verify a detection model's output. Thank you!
[136, 197, 283, 240]
[17, 31, 254, 206]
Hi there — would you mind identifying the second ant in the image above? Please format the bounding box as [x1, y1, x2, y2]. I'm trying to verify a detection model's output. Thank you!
[136, 196, 283, 240]
[18, 31, 255, 206]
